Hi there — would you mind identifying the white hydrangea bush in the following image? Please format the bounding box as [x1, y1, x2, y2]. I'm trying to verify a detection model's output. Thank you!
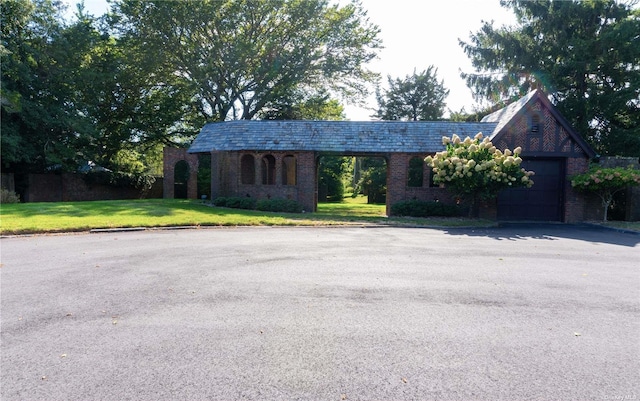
[425, 133, 534, 214]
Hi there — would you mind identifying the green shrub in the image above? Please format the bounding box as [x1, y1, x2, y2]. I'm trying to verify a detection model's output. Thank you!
[391, 200, 461, 217]
[213, 196, 302, 213]
[213, 196, 255, 210]
[212, 197, 228, 207]
[256, 198, 303, 213]
[226, 197, 256, 210]
[1, 189, 21, 204]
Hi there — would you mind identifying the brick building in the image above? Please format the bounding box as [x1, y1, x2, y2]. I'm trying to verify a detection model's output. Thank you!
[176, 90, 596, 222]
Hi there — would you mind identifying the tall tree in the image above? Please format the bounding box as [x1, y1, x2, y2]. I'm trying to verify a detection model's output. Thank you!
[1, 0, 96, 172]
[459, 0, 640, 156]
[111, 0, 381, 122]
[374, 66, 449, 121]
[1, 0, 165, 174]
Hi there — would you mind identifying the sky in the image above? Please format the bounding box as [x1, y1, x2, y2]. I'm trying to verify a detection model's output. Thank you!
[63, 0, 518, 120]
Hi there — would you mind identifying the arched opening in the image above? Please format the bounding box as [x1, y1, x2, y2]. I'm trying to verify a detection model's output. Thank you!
[174, 160, 190, 199]
[241, 154, 255, 185]
[262, 154, 276, 185]
[282, 155, 296, 185]
[408, 156, 424, 187]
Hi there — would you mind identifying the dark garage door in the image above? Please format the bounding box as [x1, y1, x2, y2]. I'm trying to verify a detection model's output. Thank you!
[497, 159, 564, 221]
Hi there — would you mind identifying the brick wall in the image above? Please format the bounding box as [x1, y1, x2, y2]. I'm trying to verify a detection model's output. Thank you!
[19, 173, 162, 202]
[208, 150, 317, 212]
[386, 153, 457, 215]
[565, 157, 590, 222]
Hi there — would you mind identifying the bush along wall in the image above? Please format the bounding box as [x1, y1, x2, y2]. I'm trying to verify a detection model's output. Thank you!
[391, 200, 462, 218]
[256, 199, 304, 213]
[213, 197, 303, 213]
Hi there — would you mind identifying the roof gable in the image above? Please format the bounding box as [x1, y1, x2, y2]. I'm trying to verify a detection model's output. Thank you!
[482, 89, 596, 158]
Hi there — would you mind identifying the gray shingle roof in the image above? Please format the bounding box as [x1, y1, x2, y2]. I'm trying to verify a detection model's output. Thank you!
[188, 120, 499, 154]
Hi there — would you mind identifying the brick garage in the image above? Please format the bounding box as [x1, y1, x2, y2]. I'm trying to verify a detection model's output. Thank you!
[181, 90, 596, 221]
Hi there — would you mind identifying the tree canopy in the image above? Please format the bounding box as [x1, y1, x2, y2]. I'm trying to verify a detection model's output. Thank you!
[1, 0, 381, 174]
[459, 0, 640, 156]
[111, 0, 381, 122]
[374, 67, 449, 121]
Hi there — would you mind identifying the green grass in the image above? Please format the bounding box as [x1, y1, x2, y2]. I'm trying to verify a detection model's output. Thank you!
[0, 197, 492, 235]
[590, 220, 640, 232]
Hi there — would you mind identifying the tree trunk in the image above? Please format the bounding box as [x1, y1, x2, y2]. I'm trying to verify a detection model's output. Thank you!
[600, 193, 613, 222]
[467, 194, 479, 218]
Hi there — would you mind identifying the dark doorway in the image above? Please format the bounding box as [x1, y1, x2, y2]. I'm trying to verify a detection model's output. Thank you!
[174, 160, 190, 199]
[497, 159, 564, 221]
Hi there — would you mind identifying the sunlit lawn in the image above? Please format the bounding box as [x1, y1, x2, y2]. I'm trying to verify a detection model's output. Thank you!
[316, 195, 387, 218]
[0, 196, 492, 235]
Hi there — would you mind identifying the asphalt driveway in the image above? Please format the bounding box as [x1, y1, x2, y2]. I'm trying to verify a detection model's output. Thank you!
[1, 225, 639, 400]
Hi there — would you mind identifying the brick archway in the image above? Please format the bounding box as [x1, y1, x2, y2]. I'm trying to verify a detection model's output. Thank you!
[163, 148, 199, 199]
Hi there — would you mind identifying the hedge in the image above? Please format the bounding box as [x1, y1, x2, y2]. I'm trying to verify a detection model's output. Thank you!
[391, 200, 461, 217]
[213, 197, 303, 213]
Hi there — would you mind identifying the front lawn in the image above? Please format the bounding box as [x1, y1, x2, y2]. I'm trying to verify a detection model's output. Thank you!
[0, 198, 491, 235]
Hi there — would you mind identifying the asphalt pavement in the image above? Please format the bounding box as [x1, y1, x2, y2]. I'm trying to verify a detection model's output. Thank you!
[1, 225, 639, 401]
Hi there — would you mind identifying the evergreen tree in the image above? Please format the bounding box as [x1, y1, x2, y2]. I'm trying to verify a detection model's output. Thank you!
[459, 0, 640, 156]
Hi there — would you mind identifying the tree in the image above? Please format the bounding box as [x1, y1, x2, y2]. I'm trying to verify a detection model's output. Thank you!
[459, 0, 640, 156]
[318, 156, 351, 202]
[571, 165, 640, 221]
[257, 90, 346, 121]
[76, 17, 204, 173]
[374, 67, 449, 121]
[0, 0, 182, 175]
[1, 0, 97, 172]
[425, 133, 534, 217]
[111, 0, 381, 122]
[357, 157, 387, 204]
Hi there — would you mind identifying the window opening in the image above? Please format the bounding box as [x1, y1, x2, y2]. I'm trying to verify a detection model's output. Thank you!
[282, 155, 296, 185]
[240, 154, 255, 185]
[408, 157, 424, 187]
[262, 154, 276, 185]
[531, 114, 542, 134]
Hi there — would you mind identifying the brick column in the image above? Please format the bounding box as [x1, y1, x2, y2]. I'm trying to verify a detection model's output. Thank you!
[163, 147, 199, 199]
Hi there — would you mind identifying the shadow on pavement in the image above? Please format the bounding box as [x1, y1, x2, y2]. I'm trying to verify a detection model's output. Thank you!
[441, 222, 640, 247]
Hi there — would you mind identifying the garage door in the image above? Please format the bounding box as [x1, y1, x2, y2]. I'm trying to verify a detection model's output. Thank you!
[497, 159, 564, 221]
